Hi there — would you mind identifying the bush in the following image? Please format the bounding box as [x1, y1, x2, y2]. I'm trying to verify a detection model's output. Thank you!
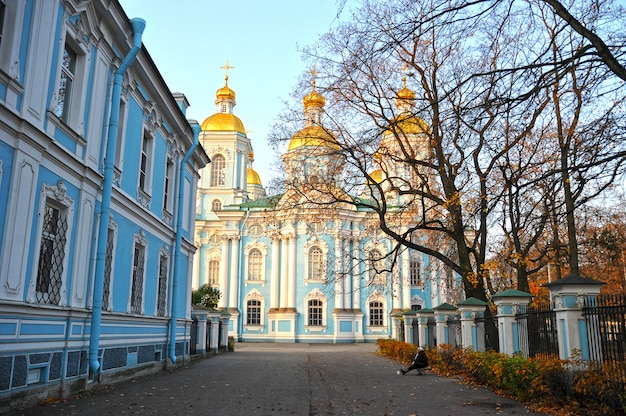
[192, 284, 221, 308]
[376, 339, 624, 415]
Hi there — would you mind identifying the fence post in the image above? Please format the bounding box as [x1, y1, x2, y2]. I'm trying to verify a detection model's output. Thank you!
[415, 308, 434, 347]
[493, 289, 533, 356]
[191, 307, 209, 354]
[545, 274, 604, 360]
[457, 297, 489, 351]
[207, 309, 221, 352]
[433, 303, 458, 347]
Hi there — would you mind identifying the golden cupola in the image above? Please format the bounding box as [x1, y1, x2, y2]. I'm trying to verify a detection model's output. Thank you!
[386, 73, 430, 135]
[201, 61, 246, 134]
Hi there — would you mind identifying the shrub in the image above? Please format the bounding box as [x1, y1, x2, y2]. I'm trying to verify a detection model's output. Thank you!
[192, 284, 221, 308]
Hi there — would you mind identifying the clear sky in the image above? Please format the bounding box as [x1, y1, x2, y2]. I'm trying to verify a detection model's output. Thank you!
[119, 0, 349, 186]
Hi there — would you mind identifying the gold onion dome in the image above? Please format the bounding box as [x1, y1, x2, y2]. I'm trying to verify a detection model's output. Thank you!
[247, 167, 262, 185]
[387, 116, 431, 135]
[288, 125, 339, 151]
[201, 113, 246, 134]
[368, 169, 383, 185]
[216, 84, 236, 100]
[396, 86, 416, 101]
[303, 89, 325, 107]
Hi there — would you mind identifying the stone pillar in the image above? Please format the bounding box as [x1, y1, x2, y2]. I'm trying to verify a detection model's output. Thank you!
[218, 237, 229, 309]
[492, 289, 533, 356]
[208, 310, 221, 352]
[546, 274, 604, 360]
[415, 309, 434, 347]
[403, 310, 416, 344]
[287, 233, 296, 310]
[191, 309, 208, 354]
[457, 297, 488, 351]
[219, 310, 231, 350]
[433, 303, 458, 346]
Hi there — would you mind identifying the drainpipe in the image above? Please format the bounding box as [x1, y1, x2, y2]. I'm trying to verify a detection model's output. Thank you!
[89, 18, 146, 377]
[170, 122, 201, 363]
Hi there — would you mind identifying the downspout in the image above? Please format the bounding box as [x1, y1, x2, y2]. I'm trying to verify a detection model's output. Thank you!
[170, 122, 201, 363]
[89, 18, 146, 377]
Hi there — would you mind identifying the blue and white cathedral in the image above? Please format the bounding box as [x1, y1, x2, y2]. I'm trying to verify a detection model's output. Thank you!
[193, 71, 456, 343]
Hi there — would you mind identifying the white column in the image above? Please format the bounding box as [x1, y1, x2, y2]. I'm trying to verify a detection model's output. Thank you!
[228, 236, 239, 308]
[288, 233, 297, 309]
[352, 238, 360, 310]
[392, 269, 401, 311]
[335, 235, 344, 309]
[218, 237, 229, 309]
[270, 235, 280, 310]
[280, 237, 289, 309]
[401, 249, 411, 309]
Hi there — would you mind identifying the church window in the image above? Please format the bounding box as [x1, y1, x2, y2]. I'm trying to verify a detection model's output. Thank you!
[139, 130, 154, 194]
[156, 252, 169, 317]
[248, 249, 262, 280]
[163, 158, 175, 213]
[211, 199, 222, 211]
[409, 257, 421, 286]
[221, 103, 227, 113]
[209, 234, 221, 246]
[35, 202, 68, 305]
[249, 223, 263, 237]
[369, 301, 384, 326]
[102, 226, 116, 311]
[208, 260, 220, 286]
[130, 239, 146, 314]
[246, 299, 261, 325]
[308, 299, 323, 326]
[55, 43, 77, 123]
[210, 155, 225, 187]
[308, 246, 323, 280]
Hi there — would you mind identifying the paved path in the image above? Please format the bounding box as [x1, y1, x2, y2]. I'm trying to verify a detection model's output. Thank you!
[8, 343, 548, 415]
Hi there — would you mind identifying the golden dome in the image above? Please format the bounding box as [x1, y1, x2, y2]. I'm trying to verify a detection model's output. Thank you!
[247, 167, 262, 185]
[288, 125, 339, 151]
[386, 115, 431, 135]
[201, 113, 246, 133]
[396, 87, 416, 101]
[368, 169, 383, 185]
[303, 90, 325, 107]
[216, 85, 235, 100]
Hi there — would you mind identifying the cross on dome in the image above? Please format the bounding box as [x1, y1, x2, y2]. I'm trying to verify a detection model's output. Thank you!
[221, 60, 234, 85]
[308, 65, 318, 90]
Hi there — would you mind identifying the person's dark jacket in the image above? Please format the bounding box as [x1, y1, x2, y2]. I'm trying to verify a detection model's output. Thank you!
[412, 350, 428, 367]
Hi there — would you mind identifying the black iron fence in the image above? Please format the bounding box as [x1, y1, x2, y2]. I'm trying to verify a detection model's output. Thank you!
[516, 303, 559, 358]
[583, 293, 626, 385]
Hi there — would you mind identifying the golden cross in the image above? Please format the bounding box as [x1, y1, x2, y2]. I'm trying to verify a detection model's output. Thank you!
[308, 65, 318, 89]
[221, 60, 234, 84]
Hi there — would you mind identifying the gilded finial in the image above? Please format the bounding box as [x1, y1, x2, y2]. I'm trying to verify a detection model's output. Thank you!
[221, 60, 234, 85]
[308, 65, 318, 90]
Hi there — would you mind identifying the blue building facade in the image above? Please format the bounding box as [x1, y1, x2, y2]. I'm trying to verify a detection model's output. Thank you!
[0, 0, 209, 408]
[193, 74, 459, 343]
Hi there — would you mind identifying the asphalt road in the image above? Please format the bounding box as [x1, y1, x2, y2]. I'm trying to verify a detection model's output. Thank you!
[7, 343, 548, 416]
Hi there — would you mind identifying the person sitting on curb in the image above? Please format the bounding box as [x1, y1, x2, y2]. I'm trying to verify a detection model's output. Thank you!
[397, 346, 428, 376]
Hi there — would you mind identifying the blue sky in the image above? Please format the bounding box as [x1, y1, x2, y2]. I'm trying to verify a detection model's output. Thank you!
[119, 0, 349, 185]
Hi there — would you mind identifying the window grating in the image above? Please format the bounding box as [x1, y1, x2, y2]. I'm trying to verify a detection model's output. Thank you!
[130, 245, 145, 314]
[247, 299, 261, 325]
[369, 301, 384, 326]
[35, 204, 68, 305]
[102, 229, 114, 311]
[157, 255, 168, 316]
[308, 299, 323, 326]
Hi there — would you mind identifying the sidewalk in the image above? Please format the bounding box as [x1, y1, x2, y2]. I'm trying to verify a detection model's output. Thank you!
[7, 343, 548, 415]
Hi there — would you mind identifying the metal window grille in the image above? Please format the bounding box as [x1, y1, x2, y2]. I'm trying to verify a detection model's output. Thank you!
[55, 44, 76, 121]
[369, 301, 384, 326]
[308, 247, 322, 280]
[247, 299, 261, 325]
[208, 260, 220, 285]
[130, 245, 145, 314]
[409, 259, 421, 286]
[157, 255, 168, 316]
[102, 228, 114, 311]
[248, 249, 262, 280]
[139, 133, 149, 190]
[35, 204, 68, 305]
[308, 299, 323, 326]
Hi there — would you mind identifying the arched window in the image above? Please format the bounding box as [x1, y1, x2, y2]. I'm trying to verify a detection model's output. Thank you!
[308, 246, 323, 280]
[210, 155, 225, 187]
[248, 249, 262, 280]
[246, 299, 261, 325]
[211, 199, 222, 212]
[369, 301, 384, 326]
[308, 299, 323, 326]
[208, 260, 220, 286]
